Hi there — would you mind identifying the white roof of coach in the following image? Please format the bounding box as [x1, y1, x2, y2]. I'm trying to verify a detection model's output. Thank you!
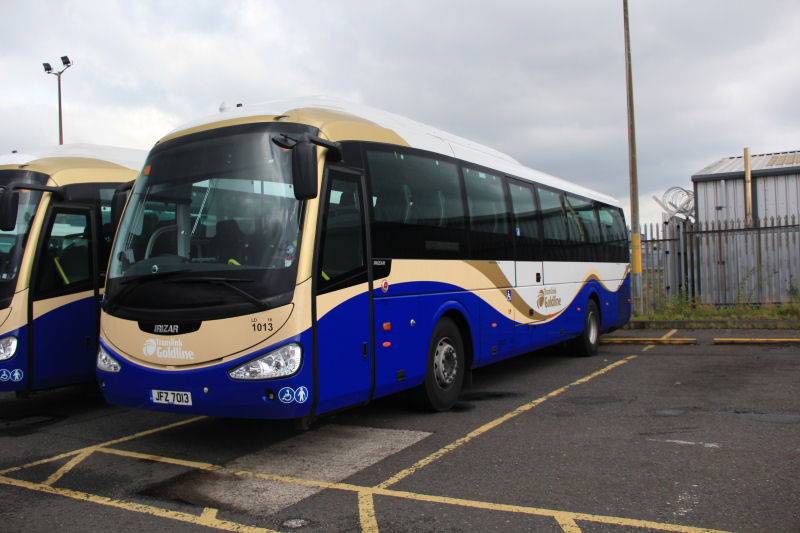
[172, 96, 619, 206]
[0, 143, 147, 171]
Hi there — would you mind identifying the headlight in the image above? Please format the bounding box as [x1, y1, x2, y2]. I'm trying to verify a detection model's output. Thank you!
[0, 336, 17, 361]
[228, 343, 302, 380]
[97, 345, 121, 373]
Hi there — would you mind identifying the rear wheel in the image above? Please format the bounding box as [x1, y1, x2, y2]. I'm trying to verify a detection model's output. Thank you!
[416, 317, 465, 411]
[574, 299, 600, 357]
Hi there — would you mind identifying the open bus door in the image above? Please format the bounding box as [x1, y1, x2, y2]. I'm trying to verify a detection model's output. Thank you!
[312, 166, 374, 416]
[28, 203, 101, 389]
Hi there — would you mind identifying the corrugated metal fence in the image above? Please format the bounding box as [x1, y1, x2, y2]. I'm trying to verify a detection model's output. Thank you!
[639, 216, 800, 310]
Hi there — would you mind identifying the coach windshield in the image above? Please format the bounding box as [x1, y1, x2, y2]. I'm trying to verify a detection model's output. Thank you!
[104, 123, 315, 319]
[0, 170, 48, 308]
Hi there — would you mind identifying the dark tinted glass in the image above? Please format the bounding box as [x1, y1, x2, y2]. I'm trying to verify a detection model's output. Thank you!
[368, 149, 466, 259]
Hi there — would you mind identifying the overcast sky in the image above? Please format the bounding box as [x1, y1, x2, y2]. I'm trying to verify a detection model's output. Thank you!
[2, 0, 799, 225]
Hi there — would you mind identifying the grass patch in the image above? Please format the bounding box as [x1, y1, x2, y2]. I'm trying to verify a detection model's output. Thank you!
[632, 296, 800, 327]
[636, 302, 800, 321]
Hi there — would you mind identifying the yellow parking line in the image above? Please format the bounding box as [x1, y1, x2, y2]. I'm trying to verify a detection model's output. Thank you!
[0, 415, 206, 476]
[225, 471, 732, 533]
[377, 356, 637, 490]
[2, 467, 732, 533]
[0, 474, 278, 533]
[601, 338, 696, 344]
[97, 447, 222, 472]
[370, 487, 731, 533]
[43, 448, 96, 486]
[0, 356, 735, 533]
[358, 491, 380, 533]
[714, 338, 800, 345]
[555, 515, 582, 532]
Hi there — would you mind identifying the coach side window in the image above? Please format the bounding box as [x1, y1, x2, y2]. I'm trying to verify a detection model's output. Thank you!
[34, 211, 92, 298]
[597, 205, 629, 262]
[367, 150, 466, 259]
[317, 173, 366, 293]
[536, 187, 568, 260]
[508, 181, 541, 261]
[463, 167, 512, 259]
[565, 194, 601, 261]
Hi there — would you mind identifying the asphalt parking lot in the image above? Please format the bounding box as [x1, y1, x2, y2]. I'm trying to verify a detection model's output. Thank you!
[1, 328, 798, 533]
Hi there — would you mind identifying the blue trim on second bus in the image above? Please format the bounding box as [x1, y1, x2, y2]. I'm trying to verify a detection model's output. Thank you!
[1, 294, 100, 392]
[0, 323, 29, 392]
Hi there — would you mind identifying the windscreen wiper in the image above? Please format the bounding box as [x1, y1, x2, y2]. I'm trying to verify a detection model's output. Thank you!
[104, 269, 192, 310]
[166, 276, 269, 310]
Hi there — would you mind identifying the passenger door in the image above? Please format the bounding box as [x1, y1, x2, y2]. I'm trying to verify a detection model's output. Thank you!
[30, 205, 99, 389]
[313, 167, 373, 414]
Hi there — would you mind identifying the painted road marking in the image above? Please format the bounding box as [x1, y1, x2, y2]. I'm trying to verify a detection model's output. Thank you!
[0, 355, 735, 533]
[0, 415, 206, 477]
[647, 438, 721, 449]
[600, 337, 696, 344]
[714, 337, 800, 344]
[97, 447, 223, 471]
[1, 467, 732, 533]
[377, 356, 638, 490]
[603, 328, 693, 348]
[157, 424, 431, 516]
[0, 474, 278, 533]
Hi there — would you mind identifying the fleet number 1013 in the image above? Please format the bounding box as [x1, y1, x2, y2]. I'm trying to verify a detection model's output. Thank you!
[252, 321, 273, 333]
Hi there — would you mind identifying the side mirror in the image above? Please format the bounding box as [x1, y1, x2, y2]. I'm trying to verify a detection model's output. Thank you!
[0, 187, 19, 231]
[275, 133, 342, 201]
[291, 140, 318, 200]
[111, 180, 135, 229]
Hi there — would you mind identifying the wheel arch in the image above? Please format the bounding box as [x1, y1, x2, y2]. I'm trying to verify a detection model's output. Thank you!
[437, 308, 474, 372]
[587, 290, 601, 327]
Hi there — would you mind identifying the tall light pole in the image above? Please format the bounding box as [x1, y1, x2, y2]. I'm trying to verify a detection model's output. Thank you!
[43, 55, 72, 145]
[622, 0, 642, 315]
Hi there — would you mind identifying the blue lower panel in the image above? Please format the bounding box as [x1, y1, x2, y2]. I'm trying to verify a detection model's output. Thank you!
[314, 291, 372, 415]
[98, 275, 630, 419]
[32, 296, 96, 390]
[98, 332, 315, 420]
[1, 292, 101, 392]
[372, 286, 480, 398]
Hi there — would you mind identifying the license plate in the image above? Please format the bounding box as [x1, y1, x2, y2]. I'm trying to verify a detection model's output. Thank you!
[151, 389, 192, 406]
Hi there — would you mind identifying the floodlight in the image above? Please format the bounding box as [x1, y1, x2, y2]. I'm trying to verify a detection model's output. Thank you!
[61, 56, 71, 67]
[43, 63, 53, 73]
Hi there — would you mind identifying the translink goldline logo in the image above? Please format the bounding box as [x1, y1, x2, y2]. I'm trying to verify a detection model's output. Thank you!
[537, 288, 562, 308]
[143, 338, 195, 360]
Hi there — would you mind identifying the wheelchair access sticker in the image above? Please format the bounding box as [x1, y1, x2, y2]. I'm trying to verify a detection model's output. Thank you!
[278, 386, 309, 404]
[0, 368, 24, 382]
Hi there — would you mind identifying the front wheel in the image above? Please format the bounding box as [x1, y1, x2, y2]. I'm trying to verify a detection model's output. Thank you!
[416, 317, 465, 411]
[574, 299, 600, 357]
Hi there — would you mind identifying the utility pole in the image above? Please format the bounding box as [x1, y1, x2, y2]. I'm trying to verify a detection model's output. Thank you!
[623, 0, 642, 314]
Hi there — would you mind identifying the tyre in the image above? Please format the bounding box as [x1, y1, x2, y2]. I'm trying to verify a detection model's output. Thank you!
[574, 299, 600, 357]
[416, 317, 465, 411]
